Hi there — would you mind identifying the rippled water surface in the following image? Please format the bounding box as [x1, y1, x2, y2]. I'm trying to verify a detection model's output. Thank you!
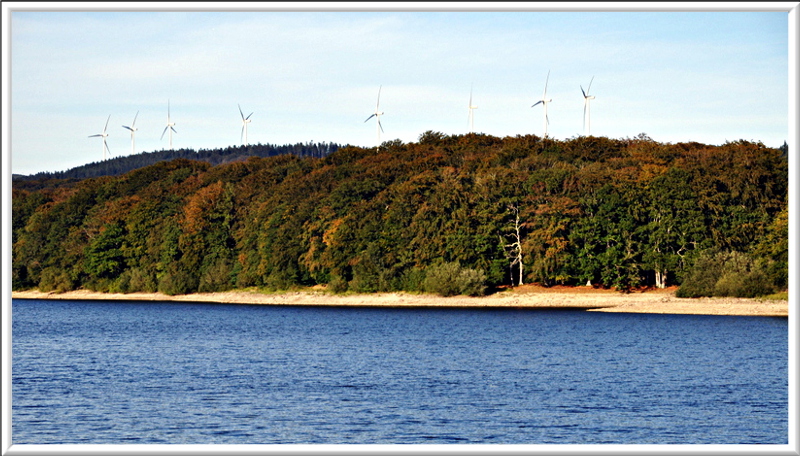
[12, 299, 788, 444]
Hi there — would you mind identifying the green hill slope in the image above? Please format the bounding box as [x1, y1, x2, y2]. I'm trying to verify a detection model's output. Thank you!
[12, 132, 788, 298]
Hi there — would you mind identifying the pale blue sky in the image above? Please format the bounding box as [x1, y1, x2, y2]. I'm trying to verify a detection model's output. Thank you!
[6, 4, 794, 175]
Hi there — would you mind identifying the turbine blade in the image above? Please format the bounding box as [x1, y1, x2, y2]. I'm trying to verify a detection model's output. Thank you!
[241, 125, 245, 143]
[103, 115, 110, 133]
[377, 85, 382, 110]
[587, 76, 594, 95]
[89, 134, 101, 138]
[246, 112, 253, 120]
[365, 114, 376, 123]
[161, 126, 169, 140]
[239, 104, 244, 120]
[171, 127, 177, 134]
[122, 125, 132, 131]
[543, 70, 550, 97]
[378, 119, 384, 133]
[581, 85, 586, 98]
[532, 101, 543, 107]
[132, 111, 139, 127]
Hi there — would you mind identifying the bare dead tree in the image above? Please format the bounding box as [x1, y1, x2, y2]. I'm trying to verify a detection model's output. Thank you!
[505, 204, 524, 286]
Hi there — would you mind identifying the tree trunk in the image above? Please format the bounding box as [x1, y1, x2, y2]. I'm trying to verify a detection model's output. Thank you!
[654, 269, 666, 288]
[506, 205, 524, 286]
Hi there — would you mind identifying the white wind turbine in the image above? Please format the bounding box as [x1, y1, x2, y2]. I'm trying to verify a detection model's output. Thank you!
[239, 104, 253, 146]
[364, 85, 384, 144]
[531, 70, 553, 137]
[581, 76, 596, 136]
[88, 114, 111, 160]
[468, 84, 478, 133]
[161, 100, 177, 149]
[122, 111, 139, 155]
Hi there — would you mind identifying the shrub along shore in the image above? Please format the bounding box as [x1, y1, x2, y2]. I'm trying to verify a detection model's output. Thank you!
[11, 285, 788, 317]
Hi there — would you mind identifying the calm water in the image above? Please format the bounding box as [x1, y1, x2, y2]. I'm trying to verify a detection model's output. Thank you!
[12, 299, 788, 444]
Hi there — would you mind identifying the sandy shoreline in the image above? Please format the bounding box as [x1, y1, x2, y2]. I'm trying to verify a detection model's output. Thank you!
[10, 286, 789, 317]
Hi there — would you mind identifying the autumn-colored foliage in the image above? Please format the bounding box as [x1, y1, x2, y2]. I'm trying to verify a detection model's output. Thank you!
[12, 133, 788, 297]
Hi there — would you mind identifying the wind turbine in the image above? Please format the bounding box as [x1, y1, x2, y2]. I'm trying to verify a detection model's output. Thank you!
[581, 76, 596, 136]
[122, 111, 139, 155]
[161, 100, 177, 149]
[364, 85, 384, 144]
[88, 115, 111, 160]
[468, 84, 478, 133]
[531, 70, 553, 137]
[239, 104, 253, 146]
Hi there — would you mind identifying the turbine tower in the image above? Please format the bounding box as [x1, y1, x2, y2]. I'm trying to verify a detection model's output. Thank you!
[161, 100, 177, 150]
[531, 70, 553, 137]
[364, 85, 384, 145]
[122, 111, 139, 155]
[88, 114, 111, 160]
[581, 76, 596, 136]
[239, 104, 253, 146]
[468, 85, 478, 133]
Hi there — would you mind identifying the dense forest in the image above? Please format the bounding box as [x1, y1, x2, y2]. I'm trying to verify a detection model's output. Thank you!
[13, 141, 340, 186]
[12, 132, 788, 298]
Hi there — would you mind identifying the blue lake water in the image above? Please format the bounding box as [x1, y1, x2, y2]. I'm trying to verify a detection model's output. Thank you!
[12, 299, 788, 444]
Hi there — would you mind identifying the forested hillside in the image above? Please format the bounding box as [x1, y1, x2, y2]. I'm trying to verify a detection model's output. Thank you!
[13, 141, 340, 186]
[12, 132, 788, 298]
